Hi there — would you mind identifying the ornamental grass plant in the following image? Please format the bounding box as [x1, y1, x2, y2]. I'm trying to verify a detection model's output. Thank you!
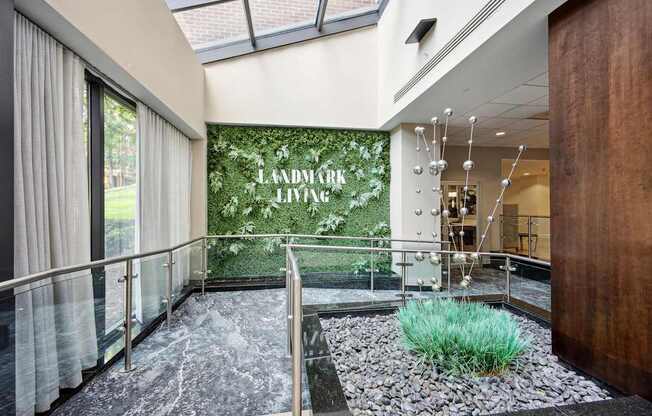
[397, 299, 528, 375]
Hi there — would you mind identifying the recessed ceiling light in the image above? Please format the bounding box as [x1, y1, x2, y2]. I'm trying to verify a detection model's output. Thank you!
[523, 172, 531, 176]
[495, 131, 506, 136]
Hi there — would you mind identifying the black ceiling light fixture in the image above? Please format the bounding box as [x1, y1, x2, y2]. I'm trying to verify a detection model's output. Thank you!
[405, 18, 437, 44]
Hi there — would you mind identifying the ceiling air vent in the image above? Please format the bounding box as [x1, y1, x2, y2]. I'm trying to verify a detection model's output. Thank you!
[405, 18, 437, 44]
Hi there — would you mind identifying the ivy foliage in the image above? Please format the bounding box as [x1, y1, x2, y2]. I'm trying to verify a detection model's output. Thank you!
[206, 125, 391, 278]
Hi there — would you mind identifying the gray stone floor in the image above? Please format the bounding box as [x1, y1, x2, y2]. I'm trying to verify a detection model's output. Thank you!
[54, 291, 310, 416]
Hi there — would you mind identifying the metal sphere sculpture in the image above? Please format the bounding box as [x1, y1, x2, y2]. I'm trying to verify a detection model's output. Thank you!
[410, 106, 528, 290]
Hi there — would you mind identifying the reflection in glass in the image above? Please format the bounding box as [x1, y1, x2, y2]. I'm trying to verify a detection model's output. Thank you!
[325, 0, 379, 21]
[174, 1, 249, 49]
[103, 93, 137, 259]
[251, 0, 318, 36]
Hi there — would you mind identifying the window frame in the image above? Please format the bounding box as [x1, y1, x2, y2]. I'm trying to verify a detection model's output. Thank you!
[85, 70, 138, 358]
[167, 0, 390, 63]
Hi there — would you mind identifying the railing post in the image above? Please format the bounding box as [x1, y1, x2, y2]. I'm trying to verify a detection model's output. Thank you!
[201, 237, 207, 296]
[285, 240, 291, 355]
[164, 250, 174, 329]
[527, 216, 533, 258]
[122, 259, 135, 372]
[401, 251, 407, 304]
[447, 253, 452, 295]
[291, 260, 303, 416]
[505, 256, 512, 303]
[370, 239, 375, 292]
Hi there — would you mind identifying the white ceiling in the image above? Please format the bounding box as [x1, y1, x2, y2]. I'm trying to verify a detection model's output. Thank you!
[382, 0, 562, 149]
[444, 72, 549, 148]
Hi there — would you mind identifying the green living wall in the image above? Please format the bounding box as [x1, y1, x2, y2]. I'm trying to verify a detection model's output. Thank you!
[206, 125, 391, 279]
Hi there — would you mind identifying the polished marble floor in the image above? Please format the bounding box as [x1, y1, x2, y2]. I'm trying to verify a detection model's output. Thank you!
[54, 291, 310, 416]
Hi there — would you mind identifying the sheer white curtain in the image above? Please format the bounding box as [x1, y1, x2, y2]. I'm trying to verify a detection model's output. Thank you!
[13, 13, 97, 415]
[137, 104, 192, 320]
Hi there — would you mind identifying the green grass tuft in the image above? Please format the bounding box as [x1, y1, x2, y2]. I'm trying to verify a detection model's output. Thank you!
[397, 299, 528, 375]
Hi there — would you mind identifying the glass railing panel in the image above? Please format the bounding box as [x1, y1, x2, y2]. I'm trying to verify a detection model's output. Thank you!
[501, 215, 530, 257]
[292, 248, 399, 307]
[134, 253, 168, 331]
[530, 216, 551, 261]
[172, 243, 200, 300]
[187, 240, 205, 285]
[446, 254, 506, 299]
[508, 258, 551, 312]
[5, 271, 104, 415]
[206, 236, 286, 282]
[0, 288, 15, 415]
[103, 262, 125, 336]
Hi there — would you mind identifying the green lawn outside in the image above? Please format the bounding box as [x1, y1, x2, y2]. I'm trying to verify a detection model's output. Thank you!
[105, 184, 136, 221]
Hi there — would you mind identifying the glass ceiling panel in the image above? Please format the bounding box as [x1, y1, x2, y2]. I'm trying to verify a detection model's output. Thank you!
[173, 1, 249, 49]
[250, 0, 319, 36]
[324, 0, 379, 21]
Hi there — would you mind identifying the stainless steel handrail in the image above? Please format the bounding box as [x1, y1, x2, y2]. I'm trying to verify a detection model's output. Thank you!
[0, 236, 205, 292]
[206, 233, 452, 246]
[282, 243, 551, 267]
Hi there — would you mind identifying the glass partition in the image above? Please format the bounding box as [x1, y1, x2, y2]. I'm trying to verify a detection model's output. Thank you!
[206, 236, 287, 282]
[530, 216, 551, 261]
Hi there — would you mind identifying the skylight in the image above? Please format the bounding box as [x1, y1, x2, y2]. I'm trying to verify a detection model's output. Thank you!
[167, 0, 387, 63]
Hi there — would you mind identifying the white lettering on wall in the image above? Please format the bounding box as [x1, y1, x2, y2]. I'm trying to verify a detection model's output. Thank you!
[258, 168, 346, 203]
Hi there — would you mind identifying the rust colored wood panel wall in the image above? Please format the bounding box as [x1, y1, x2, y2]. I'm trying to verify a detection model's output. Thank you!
[549, 0, 652, 399]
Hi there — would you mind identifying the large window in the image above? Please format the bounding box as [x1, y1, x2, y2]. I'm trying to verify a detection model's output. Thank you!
[103, 93, 137, 258]
[85, 72, 139, 352]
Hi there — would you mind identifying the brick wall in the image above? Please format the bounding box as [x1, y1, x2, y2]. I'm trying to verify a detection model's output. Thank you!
[174, 0, 377, 48]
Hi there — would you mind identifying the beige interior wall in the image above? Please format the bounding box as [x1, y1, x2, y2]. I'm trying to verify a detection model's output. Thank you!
[17, 0, 206, 139]
[505, 174, 550, 217]
[191, 140, 207, 238]
[203, 26, 378, 130]
[442, 146, 549, 251]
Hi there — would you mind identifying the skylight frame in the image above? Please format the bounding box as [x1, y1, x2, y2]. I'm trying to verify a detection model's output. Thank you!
[167, 0, 389, 63]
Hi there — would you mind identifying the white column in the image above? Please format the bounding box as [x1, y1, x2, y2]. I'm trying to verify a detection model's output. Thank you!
[390, 123, 442, 287]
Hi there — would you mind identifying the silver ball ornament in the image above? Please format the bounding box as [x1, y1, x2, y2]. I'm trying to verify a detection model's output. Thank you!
[413, 165, 424, 175]
[462, 160, 474, 171]
[429, 253, 441, 265]
[500, 178, 512, 188]
[437, 159, 448, 172]
[414, 208, 423, 216]
[518, 144, 527, 152]
[429, 160, 439, 171]
[432, 282, 441, 291]
[442, 209, 450, 218]
[415, 251, 425, 262]
[441, 136, 448, 143]
[431, 117, 439, 125]
[487, 215, 494, 223]
[459, 207, 468, 216]
[470, 252, 480, 261]
[444, 108, 453, 117]
[460, 279, 470, 288]
[463, 275, 472, 282]
[431, 208, 440, 216]
[415, 126, 425, 135]
[417, 278, 424, 286]
[416, 188, 422, 194]
[459, 230, 465, 237]
[468, 116, 477, 124]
